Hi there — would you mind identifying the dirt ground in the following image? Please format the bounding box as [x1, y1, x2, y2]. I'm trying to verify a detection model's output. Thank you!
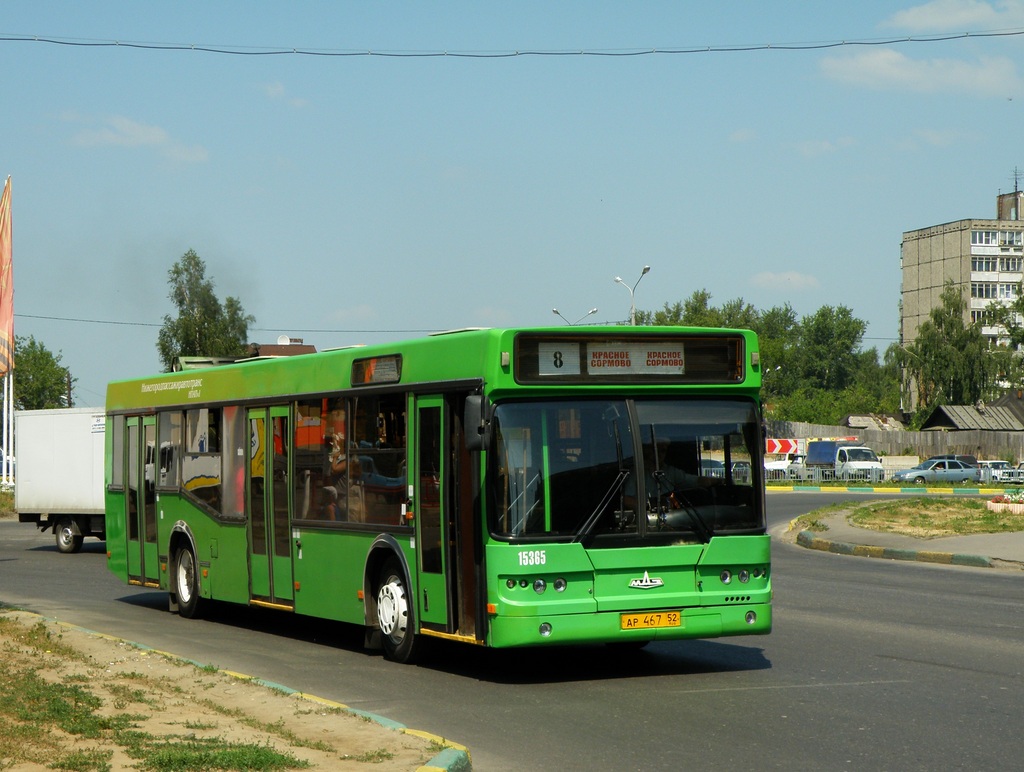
[0, 608, 461, 771]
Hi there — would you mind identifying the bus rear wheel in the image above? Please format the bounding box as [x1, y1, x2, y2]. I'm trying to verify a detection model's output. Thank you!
[376, 560, 418, 663]
[174, 545, 202, 619]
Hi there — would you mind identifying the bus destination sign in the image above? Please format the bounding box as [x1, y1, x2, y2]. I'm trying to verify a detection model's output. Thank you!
[538, 341, 685, 377]
[515, 333, 744, 384]
[352, 354, 403, 386]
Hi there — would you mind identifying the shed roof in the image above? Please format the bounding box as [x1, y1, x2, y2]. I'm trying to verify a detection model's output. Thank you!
[919, 404, 1024, 432]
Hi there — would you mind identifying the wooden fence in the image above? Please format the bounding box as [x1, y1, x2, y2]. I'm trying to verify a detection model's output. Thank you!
[765, 420, 1024, 464]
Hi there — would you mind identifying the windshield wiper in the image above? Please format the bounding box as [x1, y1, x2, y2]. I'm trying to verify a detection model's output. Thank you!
[654, 470, 713, 543]
[573, 468, 630, 543]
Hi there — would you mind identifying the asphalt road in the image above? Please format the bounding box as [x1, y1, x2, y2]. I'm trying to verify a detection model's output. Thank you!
[2, 494, 1022, 771]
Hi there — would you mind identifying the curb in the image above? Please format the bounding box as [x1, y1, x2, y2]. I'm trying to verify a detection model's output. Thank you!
[767, 485, 1003, 495]
[795, 529, 994, 568]
[9, 609, 472, 772]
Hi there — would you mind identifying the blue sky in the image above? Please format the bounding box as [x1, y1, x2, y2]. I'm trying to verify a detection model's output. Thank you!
[4, 1, 1024, 406]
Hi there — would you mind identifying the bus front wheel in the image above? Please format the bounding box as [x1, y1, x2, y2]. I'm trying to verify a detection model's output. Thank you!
[376, 560, 418, 663]
[174, 545, 202, 619]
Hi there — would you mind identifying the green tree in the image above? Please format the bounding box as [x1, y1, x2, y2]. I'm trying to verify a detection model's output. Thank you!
[898, 281, 996, 423]
[638, 291, 901, 422]
[975, 283, 1024, 390]
[157, 250, 255, 371]
[751, 303, 800, 402]
[637, 290, 758, 329]
[794, 305, 865, 392]
[14, 335, 75, 409]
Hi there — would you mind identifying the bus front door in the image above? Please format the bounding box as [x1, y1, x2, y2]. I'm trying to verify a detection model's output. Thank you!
[124, 415, 159, 587]
[414, 397, 449, 628]
[246, 407, 294, 609]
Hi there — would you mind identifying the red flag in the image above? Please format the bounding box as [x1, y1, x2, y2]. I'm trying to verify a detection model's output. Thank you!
[0, 176, 11, 376]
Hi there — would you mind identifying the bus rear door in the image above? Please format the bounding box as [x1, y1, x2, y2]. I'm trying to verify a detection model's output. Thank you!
[246, 406, 294, 609]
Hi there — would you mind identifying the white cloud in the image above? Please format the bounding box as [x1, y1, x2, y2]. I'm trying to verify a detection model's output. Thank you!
[470, 306, 517, 327]
[752, 271, 820, 291]
[820, 49, 1020, 96]
[263, 81, 308, 108]
[67, 114, 208, 163]
[914, 127, 969, 146]
[73, 115, 168, 148]
[882, 0, 1024, 32]
[325, 303, 379, 324]
[795, 136, 856, 157]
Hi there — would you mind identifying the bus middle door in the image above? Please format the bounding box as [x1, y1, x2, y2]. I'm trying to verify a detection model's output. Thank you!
[125, 415, 160, 587]
[246, 406, 294, 610]
[414, 396, 449, 629]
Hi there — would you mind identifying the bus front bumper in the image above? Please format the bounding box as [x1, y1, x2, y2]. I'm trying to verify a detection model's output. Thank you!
[486, 602, 772, 648]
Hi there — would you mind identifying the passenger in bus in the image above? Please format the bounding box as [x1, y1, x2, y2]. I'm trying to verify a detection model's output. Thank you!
[325, 431, 364, 521]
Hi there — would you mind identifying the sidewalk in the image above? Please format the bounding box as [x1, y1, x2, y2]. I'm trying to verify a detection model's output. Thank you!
[793, 513, 1024, 570]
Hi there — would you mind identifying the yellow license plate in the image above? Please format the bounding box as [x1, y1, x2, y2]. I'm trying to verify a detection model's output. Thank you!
[620, 610, 681, 630]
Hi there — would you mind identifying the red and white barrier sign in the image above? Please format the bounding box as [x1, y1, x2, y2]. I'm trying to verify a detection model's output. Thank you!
[765, 438, 801, 455]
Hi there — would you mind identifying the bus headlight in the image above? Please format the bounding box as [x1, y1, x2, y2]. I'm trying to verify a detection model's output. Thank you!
[738, 570, 750, 583]
[745, 611, 757, 625]
[533, 579, 547, 594]
[720, 570, 732, 584]
[553, 578, 567, 592]
[539, 622, 553, 637]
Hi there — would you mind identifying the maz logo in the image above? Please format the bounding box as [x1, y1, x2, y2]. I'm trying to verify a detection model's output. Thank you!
[628, 571, 664, 589]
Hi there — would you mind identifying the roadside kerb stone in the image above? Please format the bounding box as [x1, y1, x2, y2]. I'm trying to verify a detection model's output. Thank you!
[795, 529, 993, 568]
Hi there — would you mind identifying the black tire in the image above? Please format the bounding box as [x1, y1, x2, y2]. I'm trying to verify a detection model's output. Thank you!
[376, 559, 418, 663]
[913, 476, 927, 485]
[174, 544, 202, 619]
[55, 518, 83, 554]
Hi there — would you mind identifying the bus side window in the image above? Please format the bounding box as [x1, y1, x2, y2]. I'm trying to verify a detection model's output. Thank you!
[352, 394, 407, 525]
[182, 407, 223, 514]
[293, 399, 327, 520]
[158, 411, 182, 489]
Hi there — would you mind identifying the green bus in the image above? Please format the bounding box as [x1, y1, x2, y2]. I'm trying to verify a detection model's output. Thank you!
[105, 326, 771, 662]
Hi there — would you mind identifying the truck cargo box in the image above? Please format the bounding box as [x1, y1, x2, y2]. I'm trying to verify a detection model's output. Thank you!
[15, 407, 106, 553]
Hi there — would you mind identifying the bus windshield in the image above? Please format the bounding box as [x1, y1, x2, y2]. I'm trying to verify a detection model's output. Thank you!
[490, 397, 762, 544]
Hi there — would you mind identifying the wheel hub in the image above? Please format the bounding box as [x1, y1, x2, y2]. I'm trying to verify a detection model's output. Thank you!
[377, 578, 408, 638]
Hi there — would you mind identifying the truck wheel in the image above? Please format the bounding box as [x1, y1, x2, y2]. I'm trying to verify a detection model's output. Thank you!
[55, 518, 83, 554]
[174, 545, 202, 619]
[376, 559, 419, 663]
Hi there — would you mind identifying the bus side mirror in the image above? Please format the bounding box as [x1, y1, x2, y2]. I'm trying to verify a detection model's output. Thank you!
[464, 395, 490, 451]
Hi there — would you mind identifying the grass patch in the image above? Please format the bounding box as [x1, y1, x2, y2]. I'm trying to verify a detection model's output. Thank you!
[846, 497, 1024, 537]
[0, 610, 439, 771]
[794, 497, 1024, 538]
[0, 489, 13, 518]
[124, 734, 311, 771]
[348, 748, 395, 763]
[790, 502, 847, 532]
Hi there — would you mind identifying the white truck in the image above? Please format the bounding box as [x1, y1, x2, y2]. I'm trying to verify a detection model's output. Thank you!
[16, 407, 106, 553]
[804, 438, 885, 481]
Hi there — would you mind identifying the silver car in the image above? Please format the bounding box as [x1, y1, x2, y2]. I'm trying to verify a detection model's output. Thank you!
[892, 459, 981, 484]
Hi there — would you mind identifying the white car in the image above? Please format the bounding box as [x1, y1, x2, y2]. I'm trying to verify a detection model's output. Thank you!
[764, 454, 805, 480]
[978, 460, 1010, 481]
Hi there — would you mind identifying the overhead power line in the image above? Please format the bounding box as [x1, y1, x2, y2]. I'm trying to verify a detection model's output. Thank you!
[14, 312, 900, 343]
[1, 28, 1023, 58]
[16, 312, 435, 335]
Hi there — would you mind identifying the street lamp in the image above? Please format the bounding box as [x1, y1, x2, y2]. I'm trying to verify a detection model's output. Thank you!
[553, 307, 598, 326]
[614, 265, 651, 325]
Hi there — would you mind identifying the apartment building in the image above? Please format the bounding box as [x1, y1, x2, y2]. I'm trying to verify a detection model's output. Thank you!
[901, 190, 1024, 347]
